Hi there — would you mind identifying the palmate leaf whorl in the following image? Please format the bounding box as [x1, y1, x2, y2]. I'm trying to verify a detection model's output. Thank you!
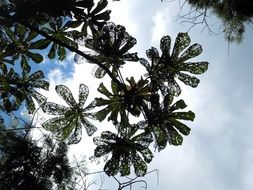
[140, 32, 208, 96]
[42, 84, 97, 144]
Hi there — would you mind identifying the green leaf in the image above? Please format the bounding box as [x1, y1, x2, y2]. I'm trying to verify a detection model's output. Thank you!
[57, 46, 66, 61]
[78, 83, 89, 108]
[104, 154, 120, 176]
[32, 80, 49, 90]
[48, 43, 57, 59]
[25, 31, 38, 42]
[29, 70, 44, 81]
[27, 51, 43, 63]
[5, 28, 14, 40]
[65, 20, 83, 28]
[170, 119, 191, 136]
[146, 47, 159, 63]
[170, 99, 187, 111]
[167, 128, 183, 146]
[80, 115, 97, 136]
[111, 80, 119, 95]
[132, 153, 147, 177]
[92, 0, 108, 15]
[160, 35, 171, 54]
[68, 123, 82, 144]
[153, 126, 167, 151]
[25, 95, 36, 114]
[139, 149, 153, 163]
[97, 83, 112, 98]
[180, 62, 209, 74]
[30, 39, 51, 49]
[95, 66, 106, 78]
[172, 111, 195, 121]
[178, 43, 202, 62]
[178, 72, 200, 87]
[94, 144, 112, 157]
[43, 102, 69, 115]
[95, 106, 112, 122]
[17, 24, 26, 40]
[55, 85, 77, 107]
[119, 156, 131, 176]
[171, 32, 191, 61]
[21, 56, 31, 75]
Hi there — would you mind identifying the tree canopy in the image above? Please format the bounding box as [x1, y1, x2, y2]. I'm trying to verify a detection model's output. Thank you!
[179, 0, 253, 42]
[0, 0, 210, 189]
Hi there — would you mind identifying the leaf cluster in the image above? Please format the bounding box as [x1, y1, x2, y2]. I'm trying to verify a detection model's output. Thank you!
[0, 0, 209, 182]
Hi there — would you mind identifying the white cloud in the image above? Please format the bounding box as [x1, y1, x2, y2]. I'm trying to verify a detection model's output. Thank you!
[151, 7, 173, 44]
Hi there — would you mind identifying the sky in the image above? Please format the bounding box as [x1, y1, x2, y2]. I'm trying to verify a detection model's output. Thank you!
[31, 1, 253, 190]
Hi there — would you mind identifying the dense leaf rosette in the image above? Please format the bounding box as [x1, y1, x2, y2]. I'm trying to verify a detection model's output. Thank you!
[93, 124, 153, 176]
[95, 77, 150, 124]
[140, 94, 195, 151]
[2, 24, 44, 64]
[81, 22, 138, 78]
[42, 84, 97, 144]
[41, 18, 78, 61]
[0, 66, 49, 113]
[72, 0, 111, 37]
[140, 33, 208, 96]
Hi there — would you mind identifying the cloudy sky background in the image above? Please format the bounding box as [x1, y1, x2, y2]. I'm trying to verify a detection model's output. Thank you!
[32, 0, 253, 189]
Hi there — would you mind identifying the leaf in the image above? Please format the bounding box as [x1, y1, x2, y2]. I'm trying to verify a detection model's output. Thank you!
[68, 123, 82, 144]
[95, 106, 112, 122]
[80, 115, 97, 136]
[21, 56, 31, 75]
[172, 111, 195, 121]
[139, 149, 153, 163]
[42, 102, 69, 115]
[132, 153, 147, 177]
[32, 80, 49, 90]
[167, 128, 183, 146]
[171, 32, 191, 61]
[28, 70, 45, 81]
[25, 31, 38, 42]
[97, 83, 112, 98]
[55, 85, 77, 107]
[170, 99, 187, 111]
[119, 156, 131, 176]
[30, 39, 51, 49]
[57, 46, 66, 61]
[177, 72, 200, 87]
[160, 35, 171, 54]
[178, 43, 202, 62]
[31, 91, 47, 105]
[95, 66, 106, 78]
[17, 24, 26, 40]
[170, 119, 191, 135]
[25, 95, 36, 114]
[92, 0, 108, 15]
[78, 83, 89, 108]
[104, 154, 120, 176]
[48, 43, 57, 59]
[146, 47, 159, 63]
[27, 51, 43, 63]
[180, 62, 209, 74]
[94, 144, 112, 157]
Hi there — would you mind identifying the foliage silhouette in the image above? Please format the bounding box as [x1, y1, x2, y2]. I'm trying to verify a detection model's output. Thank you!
[42, 84, 97, 144]
[0, 131, 73, 190]
[0, 0, 209, 189]
[175, 0, 253, 42]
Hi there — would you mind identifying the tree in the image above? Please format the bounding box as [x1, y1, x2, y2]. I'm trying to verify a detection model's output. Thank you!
[0, 129, 74, 189]
[176, 0, 253, 42]
[0, 0, 209, 189]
